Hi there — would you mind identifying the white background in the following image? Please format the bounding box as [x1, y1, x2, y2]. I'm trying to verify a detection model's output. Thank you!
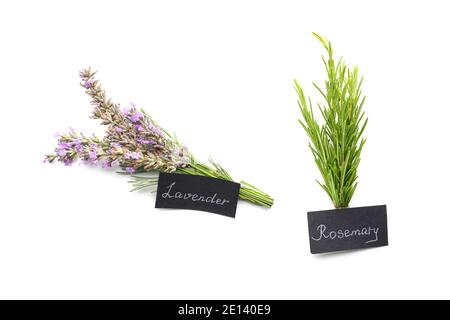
[0, 0, 449, 299]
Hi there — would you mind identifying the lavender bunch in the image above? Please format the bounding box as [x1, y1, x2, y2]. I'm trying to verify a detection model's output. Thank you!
[46, 68, 273, 208]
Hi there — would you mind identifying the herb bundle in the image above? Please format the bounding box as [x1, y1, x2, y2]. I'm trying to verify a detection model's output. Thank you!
[295, 33, 367, 209]
[46, 69, 273, 208]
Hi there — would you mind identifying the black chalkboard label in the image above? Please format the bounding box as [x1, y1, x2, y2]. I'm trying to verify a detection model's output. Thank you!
[155, 172, 241, 218]
[307, 205, 388, 254]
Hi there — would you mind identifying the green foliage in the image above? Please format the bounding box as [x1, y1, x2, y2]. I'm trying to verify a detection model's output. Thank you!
[129, 110, 274, 208]
[295, 33, 368, 208]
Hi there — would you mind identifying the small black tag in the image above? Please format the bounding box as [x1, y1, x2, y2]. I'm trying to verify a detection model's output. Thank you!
[307, 205, 388, 254]
[155, 172, 240, 218]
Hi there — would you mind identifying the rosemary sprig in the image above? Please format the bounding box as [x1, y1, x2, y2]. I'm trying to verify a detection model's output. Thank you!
[295, 33, 367, 209]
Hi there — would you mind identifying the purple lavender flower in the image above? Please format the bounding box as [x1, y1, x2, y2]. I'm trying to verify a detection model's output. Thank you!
[71, 138, 81, 147]
[130, 152, 141, 160]
[126, 167, 135, 173]
[149, 123, 163, 137]
[102, 161, 112, 168]
[124, 152, 141, 160]
[58, 141, 70, 149]
[130, 112, 143, 123]
[137, 137, 156, 145]
[89, 150, 98, 161]
[82, 80, 93, 89]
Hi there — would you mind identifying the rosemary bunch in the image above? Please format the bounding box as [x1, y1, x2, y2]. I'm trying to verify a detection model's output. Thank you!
[295, 33, 367, 209]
